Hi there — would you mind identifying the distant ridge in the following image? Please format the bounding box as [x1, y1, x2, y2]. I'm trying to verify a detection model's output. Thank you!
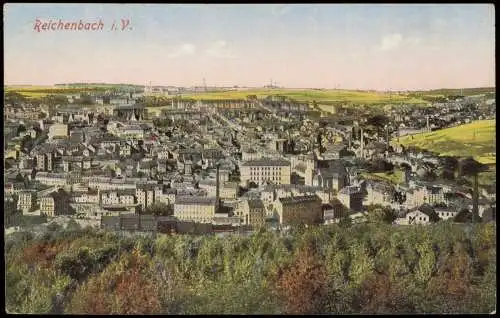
[413, 87, 495, 96]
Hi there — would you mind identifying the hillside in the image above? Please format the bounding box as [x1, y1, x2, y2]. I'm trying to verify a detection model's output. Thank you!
[395, 120, 496, 186]
[395, 120, 496, 165]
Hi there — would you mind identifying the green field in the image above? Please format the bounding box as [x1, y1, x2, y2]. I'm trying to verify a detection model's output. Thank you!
[395, 120, 496, 165]
[156, 89, 428, 105]
[5, 85, 121, 99]
[395, 120, 496, 186]
[6, 85, 491, 107]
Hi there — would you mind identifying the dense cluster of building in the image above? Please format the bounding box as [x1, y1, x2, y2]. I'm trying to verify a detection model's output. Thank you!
[4, 89, 496, 234]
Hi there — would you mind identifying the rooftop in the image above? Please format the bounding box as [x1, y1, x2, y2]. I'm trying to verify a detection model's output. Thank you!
[278, 195, 321, 205]
[175, 196, 217, 205]
[241, 159, 290, 167]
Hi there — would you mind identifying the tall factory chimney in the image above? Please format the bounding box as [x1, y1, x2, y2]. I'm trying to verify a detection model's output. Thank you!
[386, 126, 389, 150]
[216, 164, 220, 213]
[360, 127, 364, 158]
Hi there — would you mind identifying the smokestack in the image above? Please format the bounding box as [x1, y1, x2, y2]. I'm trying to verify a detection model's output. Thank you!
[360, 127, 364, 158]
[216, 164, 220, 213]
[386, 126, 389, 150]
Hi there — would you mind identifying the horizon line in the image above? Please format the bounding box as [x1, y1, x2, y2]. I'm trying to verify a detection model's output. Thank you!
[4, 83, 496, 92]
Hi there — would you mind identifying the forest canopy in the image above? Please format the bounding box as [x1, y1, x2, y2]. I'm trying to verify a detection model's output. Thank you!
[5, 221, 496, 314]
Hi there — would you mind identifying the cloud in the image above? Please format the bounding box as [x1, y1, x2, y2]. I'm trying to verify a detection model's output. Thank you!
[379, 33, 403, 51]
[166, 43, 196, 58]
[205, 40, 237, 59]
[377, 34, 422, 51]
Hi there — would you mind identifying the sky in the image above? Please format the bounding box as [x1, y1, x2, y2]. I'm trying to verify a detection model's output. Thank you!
[3, 3, 495, 90]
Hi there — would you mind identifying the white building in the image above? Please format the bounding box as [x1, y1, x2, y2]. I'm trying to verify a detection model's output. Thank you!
[48, 124, 69, 139]
[240, 159, 291, 185]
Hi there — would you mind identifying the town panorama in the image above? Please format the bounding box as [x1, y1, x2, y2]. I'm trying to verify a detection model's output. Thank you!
[4, 3, 496, 315]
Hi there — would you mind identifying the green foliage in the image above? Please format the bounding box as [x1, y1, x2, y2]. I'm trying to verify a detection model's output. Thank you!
[4, 220, 497, 314]
[184, 275, 281, 315]
[348, 243, 375, 287]
[6, 263, 71, 314]
[366, 205, 397, 224]
[144, 202, 174, 216]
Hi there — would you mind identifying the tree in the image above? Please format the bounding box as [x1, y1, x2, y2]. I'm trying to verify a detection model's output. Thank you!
[366, 205, 397, 224]
[21, 135, 34, 151]
[454, 208, 473, 223]
[144, 202, 173, 216]
[6, 264, 71, 314]
[439, 156, 459, 180]
[423, 242, 474, 313]
[458, 157, 488, 223]
[339, 215, 352, 228]
[365, 114, 389, 134]
[348, 243, 375, 287]
[356, 272, 415, 314]
[67, 251, 161, 314]
[276, 244, 328, 314]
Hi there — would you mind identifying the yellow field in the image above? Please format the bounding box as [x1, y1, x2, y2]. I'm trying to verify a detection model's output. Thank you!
[6, 86, 430, 105]
[395, 120, 496, 164]
[147, 89, 428, 105]
[6, 86, 54, 98]
[5, 85, 110, 99]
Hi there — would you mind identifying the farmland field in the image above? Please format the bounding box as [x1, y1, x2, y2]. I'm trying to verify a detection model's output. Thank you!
[7, 86, 430, 105]
[157, 88, 428, 105]
[395, 120, 496, 186]
[5, 85, 118, 99]
[395, 120, 496, 165]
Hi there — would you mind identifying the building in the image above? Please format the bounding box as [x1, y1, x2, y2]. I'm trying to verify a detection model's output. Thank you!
[394, 204, 440, 225]
[240, 159, 291, 185]
[240, 199, 266, 228]
[155, 188, 177, 205]
[364, 181, 395, 206]
[323, 198, 348, 224]
[309, 159, 349, 191]
[435, 207, 459, 221]
[403, 210, 431, 225]
[36, 153, 54, 171]
[338, 185, 364, 212]
[35, 172, 68, 186]
[220, 182, 238, 200]
[17, 190, 36, 213]
[174, 196, 217, 223]
[48, 123, 69, 139]
[113, 104, 146, 121]
[39, 190, 70, 217]
[275, 195, 322, 226]
[119, 125, 145, 140]
[136, 184, 158, 210]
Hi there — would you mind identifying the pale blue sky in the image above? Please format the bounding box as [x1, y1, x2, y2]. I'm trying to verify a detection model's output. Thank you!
[4, 4, 495, 90]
